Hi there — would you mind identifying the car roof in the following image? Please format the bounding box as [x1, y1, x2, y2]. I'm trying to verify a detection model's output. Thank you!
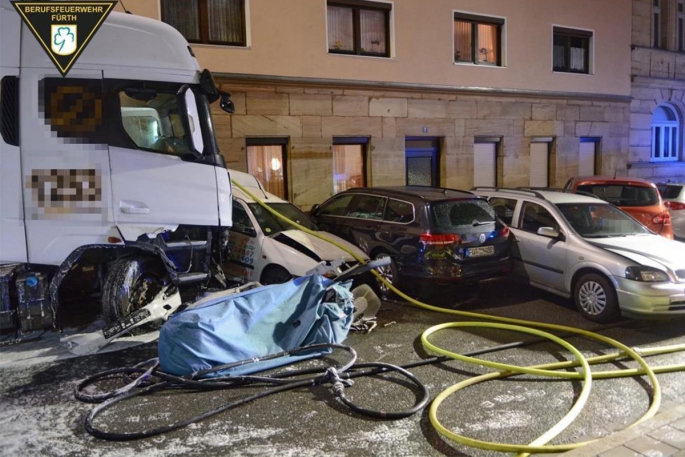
[475, 188, 608, 205]
[342, 186, 477, 202]
[571, 176, 657, 188]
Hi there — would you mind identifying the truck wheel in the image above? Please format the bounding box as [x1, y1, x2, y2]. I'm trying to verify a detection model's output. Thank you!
[374, 252, 399, 299]
[102, 257, 167, 325]
[573, 273, 619, 323]
[261, 265, 291, 285]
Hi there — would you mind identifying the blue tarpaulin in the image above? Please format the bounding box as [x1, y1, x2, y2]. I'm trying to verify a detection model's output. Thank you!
[158, 275, 354, 378]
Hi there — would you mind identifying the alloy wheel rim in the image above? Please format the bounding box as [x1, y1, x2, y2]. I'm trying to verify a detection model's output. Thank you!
[578, 281, 607, 315]
[376, 255, 393, 292]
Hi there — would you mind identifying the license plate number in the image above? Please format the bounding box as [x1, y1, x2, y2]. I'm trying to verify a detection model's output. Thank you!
[466, 245, 495, 258]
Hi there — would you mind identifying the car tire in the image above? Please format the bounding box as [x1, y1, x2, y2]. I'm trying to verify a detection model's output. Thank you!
[101, 257, 167, 326]
[373, 252, 400, 299]
[261, 265, 292, 285]
[573, 273, 620, 323]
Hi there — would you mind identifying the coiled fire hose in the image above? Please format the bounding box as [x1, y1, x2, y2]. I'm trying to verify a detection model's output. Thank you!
[232, 180, 685, 455]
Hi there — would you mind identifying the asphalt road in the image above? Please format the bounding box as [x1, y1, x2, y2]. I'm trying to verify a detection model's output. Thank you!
[3, 277, 685, 457]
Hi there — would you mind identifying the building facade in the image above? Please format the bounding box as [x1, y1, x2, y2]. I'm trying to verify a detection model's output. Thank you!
[119, 0, 632, 210]
[631, 0, 685, 183]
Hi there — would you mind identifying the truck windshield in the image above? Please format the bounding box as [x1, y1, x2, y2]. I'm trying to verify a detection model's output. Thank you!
[119, 85, 216, 157]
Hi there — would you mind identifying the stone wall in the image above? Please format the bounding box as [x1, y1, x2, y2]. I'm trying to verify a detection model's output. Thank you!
[214, 81, 630, 210]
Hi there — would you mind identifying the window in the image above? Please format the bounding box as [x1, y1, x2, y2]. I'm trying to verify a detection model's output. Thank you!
[520, 202, 559, 234]
[345, 194, 386, 220]
[318, 194, 354, 216]
[333, 137, 367, 193]
[473, 138, 499, 187]
[327, 0, 391, 57]
[384, 199, 414, 224]
[247, 138, 288, 199]
[577, 184, 659, 207]
[231, 201, 256, 236]
[579, 137, 600, 176]
[679, 0, 685, 51]
[161, 0, 246, 46]
[488, 197, 516, 225]
[454, 13, 503, 66]
[0, 76, 19, 146]
[553, 27, 591, 74]
[651, 105, 679, 161]
[406, 138, 439, 186]
[654, 0, 662, 48]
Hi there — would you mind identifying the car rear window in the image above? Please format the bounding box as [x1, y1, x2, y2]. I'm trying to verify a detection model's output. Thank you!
[661, 185, 684, 199]
[430, 199, 496, 231]
[576, 184, 659, 207]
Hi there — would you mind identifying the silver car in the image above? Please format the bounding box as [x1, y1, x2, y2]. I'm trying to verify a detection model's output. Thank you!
[474, 188, 685, 322]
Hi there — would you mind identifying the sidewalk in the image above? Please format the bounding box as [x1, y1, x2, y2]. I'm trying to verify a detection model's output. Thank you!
[565, 402, 685, 456]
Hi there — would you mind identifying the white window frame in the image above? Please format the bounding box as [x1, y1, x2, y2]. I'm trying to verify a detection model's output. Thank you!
[651, 105, 680, 162]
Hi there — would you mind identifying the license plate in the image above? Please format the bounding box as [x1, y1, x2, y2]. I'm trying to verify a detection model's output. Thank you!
[466, 245, 495, 258]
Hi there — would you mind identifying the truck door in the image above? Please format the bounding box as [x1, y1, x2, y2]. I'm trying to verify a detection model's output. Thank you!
[20, 67, 115, 265]
[106, 79, 220, 239]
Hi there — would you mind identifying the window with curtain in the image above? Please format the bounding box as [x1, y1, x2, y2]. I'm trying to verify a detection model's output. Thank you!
[327, 1, 391, 57]
[651, 105, 679, 162]
[332, 141, 366, 193]
[161, 0, 246, 46]
[553, 27, 591, 74]
[654, 0, 662, 48]
[454, 13, 503, 66]
[247, 143, 287, 199]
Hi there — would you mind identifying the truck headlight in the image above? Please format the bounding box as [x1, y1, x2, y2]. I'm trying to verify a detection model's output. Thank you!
[625, 266, 669, 282]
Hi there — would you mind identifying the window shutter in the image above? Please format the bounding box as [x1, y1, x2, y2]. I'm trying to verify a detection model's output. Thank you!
[473, 142, 497, 187]
[578, 141, 596, 176]
[530, 142, 549, 188]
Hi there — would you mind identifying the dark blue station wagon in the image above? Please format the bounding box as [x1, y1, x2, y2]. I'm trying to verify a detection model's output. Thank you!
[310, 186, 513, 296]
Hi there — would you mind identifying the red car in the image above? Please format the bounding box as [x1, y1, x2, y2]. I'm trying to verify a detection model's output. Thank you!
[564, 176, 674, 239]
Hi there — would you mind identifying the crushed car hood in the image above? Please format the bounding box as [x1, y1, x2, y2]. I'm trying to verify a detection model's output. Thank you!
[274, 230, 367, 262]
[587, 234, 685, 273]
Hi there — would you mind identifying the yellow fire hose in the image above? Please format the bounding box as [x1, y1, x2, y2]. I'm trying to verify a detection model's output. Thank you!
[232, 179, 685, 455]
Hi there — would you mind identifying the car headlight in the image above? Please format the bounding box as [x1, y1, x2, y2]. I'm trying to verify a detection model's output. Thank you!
[625, 266, 670, 282]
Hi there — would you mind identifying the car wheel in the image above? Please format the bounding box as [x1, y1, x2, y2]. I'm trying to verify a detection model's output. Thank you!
[374, 252, 399, 299]
[573, 273, 619, 323]
[261, 265, 292, 285]
[102, 257, 167, 326]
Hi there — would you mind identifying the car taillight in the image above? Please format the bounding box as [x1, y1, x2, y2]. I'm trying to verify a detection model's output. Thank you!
[653, 212, 671, 225]
[420, 233, 461, 245]
[499, 226, 510, 238]
[666, 201, 685, 211]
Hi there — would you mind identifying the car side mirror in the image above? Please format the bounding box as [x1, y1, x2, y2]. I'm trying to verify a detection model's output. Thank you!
[219, 91, 235, 114]
[310, 204, 320, 215]
[537, 227, 561, 239]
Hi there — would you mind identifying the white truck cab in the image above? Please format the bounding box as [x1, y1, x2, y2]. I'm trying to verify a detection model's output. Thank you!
[0, 1, 235, 336]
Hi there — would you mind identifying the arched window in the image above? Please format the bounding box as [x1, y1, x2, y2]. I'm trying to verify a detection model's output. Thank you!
[651, 104, 679, 161]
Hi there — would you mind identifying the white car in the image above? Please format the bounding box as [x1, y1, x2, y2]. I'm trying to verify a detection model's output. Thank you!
[658, 183, 685, 239]
[474, 187, 685, 322]
[226, 171, 369, 284]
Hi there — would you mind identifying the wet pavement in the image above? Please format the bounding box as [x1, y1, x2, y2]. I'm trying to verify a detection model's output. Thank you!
[3, 278, 685, 456]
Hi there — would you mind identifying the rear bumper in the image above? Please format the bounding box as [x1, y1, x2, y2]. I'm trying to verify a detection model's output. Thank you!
[670, 210, 685, 238]
[400, 255, 513, 283]
[614, 276, 685, 317]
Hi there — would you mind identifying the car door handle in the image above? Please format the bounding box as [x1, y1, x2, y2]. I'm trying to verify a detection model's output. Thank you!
[119, 201, 150, 214]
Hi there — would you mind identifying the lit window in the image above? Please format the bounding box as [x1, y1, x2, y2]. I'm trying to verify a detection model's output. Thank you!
[247, 141, 288, 199]
[332, 139, 367, 193]
[454, 13, 503, 66]
[327, 1, 391, 57]
[553, 27, 592, 74]
[161, 0, 246, 46]
[651, 105, 679, 162]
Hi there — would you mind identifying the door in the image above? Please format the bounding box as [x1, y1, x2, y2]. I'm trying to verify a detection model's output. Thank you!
[107, 79, 220, 238]
[579, 140, 597, 176]
[514, 201, 567, 291]
[20, 68, 115, 265]
[405, 138, 439, 186]
[225, 200, 261, 281]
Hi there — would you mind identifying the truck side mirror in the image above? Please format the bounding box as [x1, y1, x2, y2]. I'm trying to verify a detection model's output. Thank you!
[176, 84, 205, 156]
[219, 92, 235, 114]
